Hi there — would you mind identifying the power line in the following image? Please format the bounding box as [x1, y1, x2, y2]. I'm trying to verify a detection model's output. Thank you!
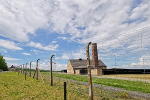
[100, 49, 150, 57]
[98, 26, 150, 42]
[99, 42, 150, 57]
[99, 33, 150, 48]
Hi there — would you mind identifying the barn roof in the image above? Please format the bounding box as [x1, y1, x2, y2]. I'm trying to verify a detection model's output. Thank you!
[10, 65, 16, 68]
[69, 59, 106, 69]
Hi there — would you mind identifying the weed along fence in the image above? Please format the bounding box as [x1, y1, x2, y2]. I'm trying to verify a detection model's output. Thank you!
[15, 68, 150, 100]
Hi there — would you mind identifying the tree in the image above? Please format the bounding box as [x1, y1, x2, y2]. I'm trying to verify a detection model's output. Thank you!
[0, 54, 8, 71]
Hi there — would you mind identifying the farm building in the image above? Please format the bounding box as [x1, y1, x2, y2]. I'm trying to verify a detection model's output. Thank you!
[61, 69, 67, 73]
[66, 43, 149, 75]
[9, 65, 16, 71]
[67, 59, 107, 75]
[67, 43, 107, 75]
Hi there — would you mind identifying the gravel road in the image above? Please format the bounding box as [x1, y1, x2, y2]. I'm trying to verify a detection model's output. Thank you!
[53, 76, 150, 100]
[94, 75, 150, 83]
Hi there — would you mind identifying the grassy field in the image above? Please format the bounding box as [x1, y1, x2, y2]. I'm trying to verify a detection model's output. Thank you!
[41, 72, 150, 94]
[104, 74, 150, 80]
[1, 72, 149, 100]
[0, 72, 88, 100]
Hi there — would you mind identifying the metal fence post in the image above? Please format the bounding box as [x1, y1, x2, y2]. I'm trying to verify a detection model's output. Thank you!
[50, 55, 55, 86]
[64, 82, 67, 100]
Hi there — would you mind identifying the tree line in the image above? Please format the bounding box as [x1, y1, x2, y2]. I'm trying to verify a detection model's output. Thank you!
[0, 54, 8, 71]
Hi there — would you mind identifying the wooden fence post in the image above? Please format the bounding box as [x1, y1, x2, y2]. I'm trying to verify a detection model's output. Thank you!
[30, 61, 32, 77]
[21, 65, 22, 73]
[86, 42, 93, 100]
[23, 64, 24, 74]
[37, 68, 44, 83]
[33, 68, 37, 78]
[101, 85, 103, 94]
[36, 68, 38, 80]
[64, 82, 67, 100]
[36, 59, 40, 80]
[25, 71, 26, 80]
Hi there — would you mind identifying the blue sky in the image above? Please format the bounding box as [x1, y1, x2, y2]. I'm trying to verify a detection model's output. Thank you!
[0, 0, 150, 70]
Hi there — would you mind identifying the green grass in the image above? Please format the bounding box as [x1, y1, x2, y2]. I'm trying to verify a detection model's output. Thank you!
[41, 72, 150, 94]
[1, 72, 148, 100]
[0, 72, 88, 100]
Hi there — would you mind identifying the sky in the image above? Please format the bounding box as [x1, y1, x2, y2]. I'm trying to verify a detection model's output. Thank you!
[0, 0, 150, 70]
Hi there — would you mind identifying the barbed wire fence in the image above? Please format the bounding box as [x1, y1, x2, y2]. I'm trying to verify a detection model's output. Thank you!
[14, 28, 150, 100]
[99, 31, 150, 70]
[15, 63, 150, 99]
[10, 68, 146, 100]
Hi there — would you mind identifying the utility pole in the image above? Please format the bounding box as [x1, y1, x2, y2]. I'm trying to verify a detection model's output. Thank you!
[50, 55, 55, 86]
[86, 42, 93, 100]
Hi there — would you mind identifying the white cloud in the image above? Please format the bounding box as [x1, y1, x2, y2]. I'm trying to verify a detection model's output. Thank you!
[0, 39, 22, 50]
[30, 61, 67, 71]
[28, 41, 59, 51]
[30, 50, 43, 54]
[4, 57, 21, 61]
[1, 0, 150, 47]
[6, 62, 19, 67]
[61, 53, 70, 59]
[47, 0, 150, 57]
[3, 50, 7, 53]
[22, 53, 31, 55]
[130, 3, 149, 20]
[115, 55, 150, 69]
[54, 56, 60, 60]
[1, 0, 150, 69]
[60, 49, 86, 60]
[71, 49, 86, 59]
[1, 49, 7, 53]
[58, 37, 68, 40]
[52, 41, 57, 43]
[131, 55, 150, 66]
[55, 63, 67, 71]
[0, 0, 49, 42]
